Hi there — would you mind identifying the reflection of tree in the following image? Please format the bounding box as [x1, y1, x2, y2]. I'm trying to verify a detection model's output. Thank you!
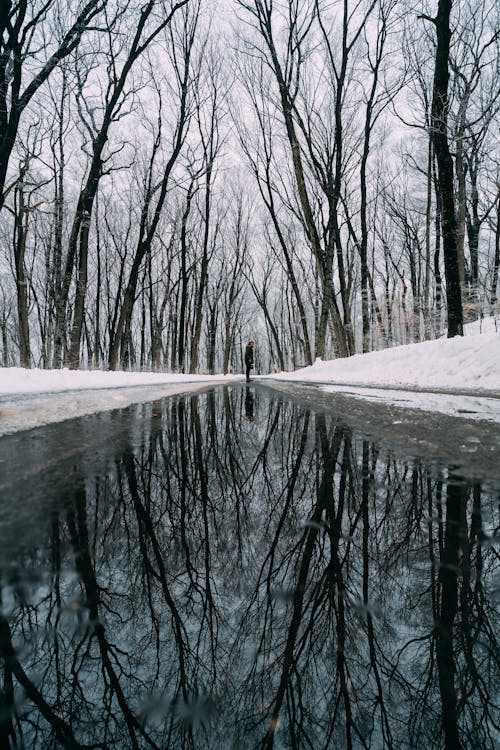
[435, 480, 463, 749]
[388, 475, 499, 750]
[434, 480, 498, 750]
[0, 388, 498, 748]
[0, 607, 82, 748]
[66, 484, 161, 750]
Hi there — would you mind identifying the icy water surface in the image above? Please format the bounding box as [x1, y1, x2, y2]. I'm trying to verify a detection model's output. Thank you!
[0, 385, 498, 749]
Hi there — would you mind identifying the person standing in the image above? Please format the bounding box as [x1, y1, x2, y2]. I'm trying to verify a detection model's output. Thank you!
[244, 340, 254, 382]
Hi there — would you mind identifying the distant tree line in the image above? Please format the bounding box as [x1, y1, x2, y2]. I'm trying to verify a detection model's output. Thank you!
[0, 0, 498, 372]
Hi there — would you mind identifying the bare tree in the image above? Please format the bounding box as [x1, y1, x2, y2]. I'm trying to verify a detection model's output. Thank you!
[62, 0, 191, 369]
[421, 0, 464, 337]
[189, 46, 226, 373]
[236, 0, 356, 359]
[0, 0, 105, 212]
[108, 2, 198, 371]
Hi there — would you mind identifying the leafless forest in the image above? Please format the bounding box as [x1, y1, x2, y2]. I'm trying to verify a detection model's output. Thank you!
[1, 0, 498, 373]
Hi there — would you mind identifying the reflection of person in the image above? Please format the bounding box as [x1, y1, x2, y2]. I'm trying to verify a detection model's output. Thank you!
[245, 386, 254, 422]
[244, 340, 254, 382]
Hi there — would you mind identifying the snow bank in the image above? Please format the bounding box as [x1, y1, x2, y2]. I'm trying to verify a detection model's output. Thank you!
[0, 381, 237, 437]
[0, 370, 242, 436]
[463, 315, 499, 336]
[0, 367, 240, 396]
[265, 331, 500, 394]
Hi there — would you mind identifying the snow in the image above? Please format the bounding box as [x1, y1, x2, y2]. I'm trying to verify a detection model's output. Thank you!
[0, 371, 241, 436]
[317, 385, 500, 424]
[461, 315, 498, 336]
[265, 330, 499, 393]
[0, 368, 241, 396]
[263, 318, 500, 423]
[0, 318, 499, 435]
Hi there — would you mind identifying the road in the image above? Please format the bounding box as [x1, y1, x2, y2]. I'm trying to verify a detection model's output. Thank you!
[258, 380, 500, 487]
[1, 379, 500, 499]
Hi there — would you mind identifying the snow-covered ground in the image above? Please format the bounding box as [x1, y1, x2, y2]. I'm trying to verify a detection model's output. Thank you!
[0, 317, 499, 434]
[0, 368, 242, 396]
[0, 371, 242, 436]
[265, 319, 499, 393]
[263, 317, 500, 423]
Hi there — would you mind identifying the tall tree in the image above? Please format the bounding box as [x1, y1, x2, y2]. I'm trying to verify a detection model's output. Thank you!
[108, 2, 198, 371]
[237, 0, 353, 359]
[423, 0, 464, 336]
[0, 0, 104, 212]
[190, 50, 225, 374]
[65, 0, 191, 369]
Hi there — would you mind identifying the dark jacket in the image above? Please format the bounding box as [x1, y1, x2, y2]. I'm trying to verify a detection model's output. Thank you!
[244, 345, 254, 366]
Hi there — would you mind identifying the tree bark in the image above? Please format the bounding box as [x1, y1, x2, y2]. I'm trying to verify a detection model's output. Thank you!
[490, 188, 500, 307]
[427, 0, 464, 337]
[13, 166, 31, 368]
[190, 163, 213, 373]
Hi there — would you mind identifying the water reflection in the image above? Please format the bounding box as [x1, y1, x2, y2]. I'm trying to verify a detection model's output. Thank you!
[0, 387, 498, 749]
[245, 386, 255, 422]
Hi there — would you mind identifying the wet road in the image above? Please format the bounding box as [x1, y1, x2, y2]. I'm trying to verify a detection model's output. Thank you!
[0, 384, 498, 749]
[260, 381, 500, 486]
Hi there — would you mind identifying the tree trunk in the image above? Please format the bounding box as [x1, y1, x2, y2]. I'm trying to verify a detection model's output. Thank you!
[465, 156, 481, 295]
[68, 208, 92, 368]
[206, 297, 218, 375]
[490, 189, 500, 307]
[424, 138, 433, 337]
[1, 317, 9, 366]
[13, 171, 31, 368]
[455, 124, 467, 289]
[176, 185, 195, 374]
[428, 0, 464, 337]
[223, 274, 239, 375]
[190, 164, 213, 373]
